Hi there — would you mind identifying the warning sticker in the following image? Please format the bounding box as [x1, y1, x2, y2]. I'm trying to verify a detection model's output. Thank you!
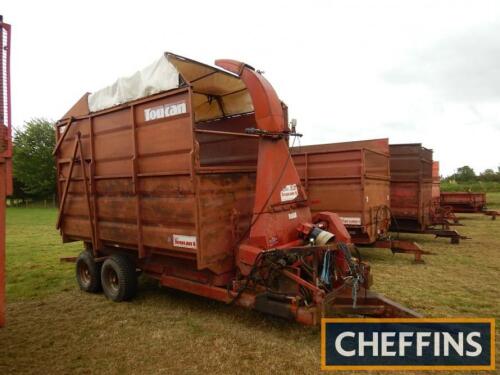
[340, 217, 362, 226]
[280, 184, 299, 202]
[173, 234, 197, 249]
[288, 211, 298, 220]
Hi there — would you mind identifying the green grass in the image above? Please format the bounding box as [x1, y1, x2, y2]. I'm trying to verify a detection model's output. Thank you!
[1, 200, 500, 374]
[486, 191, 500, 209]
[4, 208, 79, 300]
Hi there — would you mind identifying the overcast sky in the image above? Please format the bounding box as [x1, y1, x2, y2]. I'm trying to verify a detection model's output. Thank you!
[3, 0, 500, 176]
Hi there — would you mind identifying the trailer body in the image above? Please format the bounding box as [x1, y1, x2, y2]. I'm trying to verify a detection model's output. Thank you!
[432, 161, 440, 204]
[291, 139, 390, 244]
[55, 53, 420, 324]
[0, 17, 12, 328]
[429, 161, 461, 226]
[390, 144, 433, 232]
[440, 192, 486, 213]
[56, 55, 261, 276]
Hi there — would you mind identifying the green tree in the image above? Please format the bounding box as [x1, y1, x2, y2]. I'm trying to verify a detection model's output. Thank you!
[479, 168, 496, 182]
[453, 165, 476, 183]
[11, 177, 28, 202]
[13, 118, 56, 199]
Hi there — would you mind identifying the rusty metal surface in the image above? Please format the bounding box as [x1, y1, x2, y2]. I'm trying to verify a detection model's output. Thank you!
[428, 161, 462, 227]
[389, 144, 433, 232]
[0, 17, 12, 328]
[56, 55, 418, 324]
[291, 139, 390, 244]
[293, 138, 389, 155]
[440, 192, 487, 213]
[390, 143, 433, 181]
[432, 161, 440, 201]
[57, 89, 256, 274]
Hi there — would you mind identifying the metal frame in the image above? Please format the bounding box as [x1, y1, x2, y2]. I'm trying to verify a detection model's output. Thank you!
[56, 133, 98, 253]
[0, 17, 12, 328]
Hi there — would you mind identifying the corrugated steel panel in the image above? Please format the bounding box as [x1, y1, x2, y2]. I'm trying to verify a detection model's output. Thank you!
[56, 87, 261, 274]
[291, 139, 390, 244]
[389, 144, 433, 232]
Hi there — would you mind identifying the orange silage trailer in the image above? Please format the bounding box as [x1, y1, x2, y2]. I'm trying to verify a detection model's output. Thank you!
[54, 53, 419, 324]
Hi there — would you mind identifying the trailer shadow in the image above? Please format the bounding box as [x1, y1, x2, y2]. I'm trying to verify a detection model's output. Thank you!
[136, 275, 319, 336]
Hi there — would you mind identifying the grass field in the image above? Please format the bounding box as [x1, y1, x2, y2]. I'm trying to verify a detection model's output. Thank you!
[1, 194, 499, 374]
[441, 181, 500, 193]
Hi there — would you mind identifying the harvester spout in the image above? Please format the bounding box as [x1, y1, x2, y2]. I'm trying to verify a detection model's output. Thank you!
[216, 59, 311, 254]
[215, 59, 285, 133]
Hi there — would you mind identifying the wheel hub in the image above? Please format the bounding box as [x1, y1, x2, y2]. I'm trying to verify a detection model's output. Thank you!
[78, 263, 91, 286]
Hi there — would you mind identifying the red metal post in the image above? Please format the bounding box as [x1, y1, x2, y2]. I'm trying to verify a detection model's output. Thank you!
[0, 17, 12, 327]
[130, 105, 145, 258]
[77, 133, 98, 252]
[0, 159, 6, 327]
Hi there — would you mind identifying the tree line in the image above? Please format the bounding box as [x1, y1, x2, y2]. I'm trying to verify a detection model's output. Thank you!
[442, 165, 500, 183]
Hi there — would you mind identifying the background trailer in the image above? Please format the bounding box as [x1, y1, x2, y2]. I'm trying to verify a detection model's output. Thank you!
[390, 144, 466, 244]
[291, 138, 428, 262]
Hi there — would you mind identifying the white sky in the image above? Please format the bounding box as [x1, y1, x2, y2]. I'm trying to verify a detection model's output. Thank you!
[3, 0, 500, 176]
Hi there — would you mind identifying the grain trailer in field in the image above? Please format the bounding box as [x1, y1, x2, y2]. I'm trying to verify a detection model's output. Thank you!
[440, 192, 498, 220]
[430, 161, 460, 226]
[54, 53, 419, 324]
[291, 139, 428, 262]
[440, 192, 486, 212]
[390, 144, 465, 243]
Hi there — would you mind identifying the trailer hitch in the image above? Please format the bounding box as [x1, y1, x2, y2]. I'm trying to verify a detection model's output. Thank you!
[424, 229, 470, 244]
[484, 210, 499, 220]
[322, 288, 422, 318]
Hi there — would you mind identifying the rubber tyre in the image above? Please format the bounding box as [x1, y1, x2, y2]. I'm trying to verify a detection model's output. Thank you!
[76, 250, 102, 293]
[101, 254, 137, 302]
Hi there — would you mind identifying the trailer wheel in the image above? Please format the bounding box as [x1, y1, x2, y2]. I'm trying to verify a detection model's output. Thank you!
[76, 250, 102, 293]
[101, 254, 137, 302]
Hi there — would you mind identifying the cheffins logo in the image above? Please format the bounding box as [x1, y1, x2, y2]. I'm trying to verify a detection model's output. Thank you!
[321, 318, 495, 371]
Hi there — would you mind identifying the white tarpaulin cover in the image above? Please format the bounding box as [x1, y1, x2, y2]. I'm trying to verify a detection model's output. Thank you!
[88, 57, 179, 112]
[88, 53, 254, 122]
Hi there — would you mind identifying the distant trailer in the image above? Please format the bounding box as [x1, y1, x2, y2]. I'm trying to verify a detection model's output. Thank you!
[291, 139, 428, 262]
[0, 16, 13, 328]
[440, 192, 499, 220]
[390, 143, 433, 232]
[431, 161, 440, 205]
[440, 192, 486, 213]
[390, 144, 465, 243]
[292, 139, 390, 244]
[430, 161, 460, 226]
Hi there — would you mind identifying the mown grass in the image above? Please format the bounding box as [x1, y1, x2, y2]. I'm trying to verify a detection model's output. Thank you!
[4, 208, 80, 300]
[486, 191, 500, 208]
[1, 200, 499, 374]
